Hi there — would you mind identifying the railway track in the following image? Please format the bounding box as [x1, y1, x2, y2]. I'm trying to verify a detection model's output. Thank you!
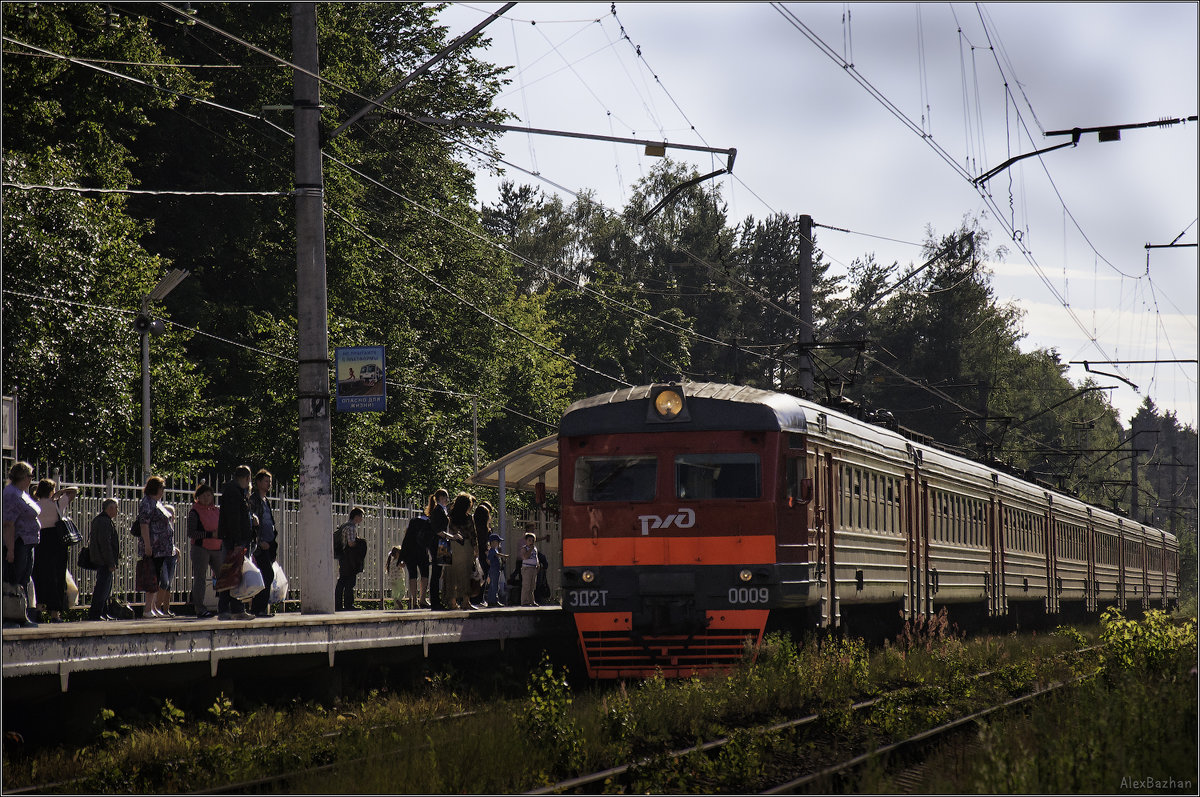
[524, 646, 1103, 795]
[760, 675, 1091, 794]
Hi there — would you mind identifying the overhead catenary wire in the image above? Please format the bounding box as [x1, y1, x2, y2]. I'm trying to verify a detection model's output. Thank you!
[0, 288, 557, 430]
[14, 6, 1176, 444]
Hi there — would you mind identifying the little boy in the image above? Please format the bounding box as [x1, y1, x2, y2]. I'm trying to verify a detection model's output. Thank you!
[485, 533, 507, 607]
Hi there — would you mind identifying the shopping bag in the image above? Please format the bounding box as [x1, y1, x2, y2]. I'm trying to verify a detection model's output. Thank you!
[214, 547, 244, 592]
[230, 556, 265, 601]
[269, 561, 288, 604]
[135, 557, 159, 593]
[64, 569, 79, 607]
[2, 581, 28, 622]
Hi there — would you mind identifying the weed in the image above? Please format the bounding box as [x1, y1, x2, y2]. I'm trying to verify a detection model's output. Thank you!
[521, 652, 585, 777]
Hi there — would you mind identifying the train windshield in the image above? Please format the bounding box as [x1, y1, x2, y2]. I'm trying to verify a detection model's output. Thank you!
[574, 456, 657, 502]
[675, 453, 761, 499]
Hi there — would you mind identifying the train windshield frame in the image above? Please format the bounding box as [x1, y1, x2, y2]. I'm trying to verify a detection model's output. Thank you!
[674, 452, 762, 500]
[573, 455, 658, 502]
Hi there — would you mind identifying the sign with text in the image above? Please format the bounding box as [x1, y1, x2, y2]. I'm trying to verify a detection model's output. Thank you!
[335, 346, 386, 412]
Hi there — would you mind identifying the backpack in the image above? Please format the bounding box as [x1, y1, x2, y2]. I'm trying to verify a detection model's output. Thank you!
[333, 523, 348, 558]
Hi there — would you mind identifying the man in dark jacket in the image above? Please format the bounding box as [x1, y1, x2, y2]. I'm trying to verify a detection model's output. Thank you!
[428, 489, 450, 610]
[248, 469, 278, 617]
[217, 465, 256, 621]
[86, 499, 120, 621]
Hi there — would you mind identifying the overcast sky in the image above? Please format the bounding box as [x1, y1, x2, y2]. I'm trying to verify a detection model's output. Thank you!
[435, 2, 1198, 428]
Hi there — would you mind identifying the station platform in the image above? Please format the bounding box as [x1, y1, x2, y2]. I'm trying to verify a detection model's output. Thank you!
[2, 605, 570, 693]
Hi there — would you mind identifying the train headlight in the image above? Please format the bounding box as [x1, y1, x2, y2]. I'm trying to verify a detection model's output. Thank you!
[738, 569, 753, 582]
[581, 569, 596, 583]
[654, 389, 684, 419]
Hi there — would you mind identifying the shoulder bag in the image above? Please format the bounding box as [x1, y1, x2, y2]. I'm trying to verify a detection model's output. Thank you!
[59, 517, 83, 546]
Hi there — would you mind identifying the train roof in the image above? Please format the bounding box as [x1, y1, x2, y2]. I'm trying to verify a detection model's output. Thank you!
[558, 382, 1174, 542]
[561, 382, 810, 435]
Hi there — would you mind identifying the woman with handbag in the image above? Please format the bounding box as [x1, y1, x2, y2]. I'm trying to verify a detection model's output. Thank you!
[443, 493, 477, 610]
[137, 476, 177, 618]
[187, 483, 223, 618]
[32, 478, 77, 623]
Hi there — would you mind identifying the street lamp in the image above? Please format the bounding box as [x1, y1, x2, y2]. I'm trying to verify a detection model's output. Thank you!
[134, 268, 189, 476]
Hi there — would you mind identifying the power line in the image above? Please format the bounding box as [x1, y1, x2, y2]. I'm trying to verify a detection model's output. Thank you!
[0, 288, 557, 429]
[2, 182, 291, 197]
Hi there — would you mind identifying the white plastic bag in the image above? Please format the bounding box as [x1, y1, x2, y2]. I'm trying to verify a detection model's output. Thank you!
[64, 569, 80, 607]
[230, 556, 264, 601]
[269, 561, 288, 604]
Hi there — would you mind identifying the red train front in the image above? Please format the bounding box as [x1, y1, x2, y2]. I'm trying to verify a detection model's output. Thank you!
[559, 382, 815, 678]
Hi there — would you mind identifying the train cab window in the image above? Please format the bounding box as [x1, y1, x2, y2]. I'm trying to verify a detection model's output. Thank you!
[574, 456, 657, 502]
[676, 453, 761, 500]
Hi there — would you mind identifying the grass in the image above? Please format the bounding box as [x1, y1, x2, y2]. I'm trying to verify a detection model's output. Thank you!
[3, 613, 1187, 794]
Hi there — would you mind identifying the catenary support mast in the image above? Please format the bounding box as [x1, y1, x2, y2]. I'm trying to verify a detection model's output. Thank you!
[293, 2, 335, 613]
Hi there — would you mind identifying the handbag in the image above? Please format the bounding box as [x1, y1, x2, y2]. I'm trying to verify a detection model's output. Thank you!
[214, 547, 244, 592]
[135, 557, 159, 593]
[230, 557, 265, 601]
[59, 517, 83, 546]
[436, 537, 453, 566]
[3, 581, 28, 622]
[78, 546, 98, 571]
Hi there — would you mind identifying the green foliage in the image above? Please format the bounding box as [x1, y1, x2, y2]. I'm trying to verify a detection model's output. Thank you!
[520, 653, 585, 776]
[1099, 607, 1197, 680]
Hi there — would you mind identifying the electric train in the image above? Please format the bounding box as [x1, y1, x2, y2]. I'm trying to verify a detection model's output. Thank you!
[557, 382, 1179, 678]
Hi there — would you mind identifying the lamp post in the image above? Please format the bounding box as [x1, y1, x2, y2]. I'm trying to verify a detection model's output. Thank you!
[134, 268, 189, 476]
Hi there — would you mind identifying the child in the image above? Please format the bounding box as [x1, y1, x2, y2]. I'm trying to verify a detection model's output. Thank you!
[485, 533, 507, 607]
[385, 545, 407, 609]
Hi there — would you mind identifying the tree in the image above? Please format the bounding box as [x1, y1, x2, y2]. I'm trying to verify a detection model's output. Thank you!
[2, 3, 215, 470]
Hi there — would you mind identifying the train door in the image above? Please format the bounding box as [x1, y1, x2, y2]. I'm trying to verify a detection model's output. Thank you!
[777, 434, 811, 607]
[1116, 521, 1127, 612]
[903, 469, 930, 622]
[815, 452, 838, 628]
[1045, 504, 1058, 616]
[1085, 509, 1096, 613]
[987, 496, 1000, 617]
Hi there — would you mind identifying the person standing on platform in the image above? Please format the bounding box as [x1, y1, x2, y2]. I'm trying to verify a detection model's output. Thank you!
[427, 489, 450, 610]
[86, 498, 120, 621]
[472, 501, 493, 605]
[217, 466, 256, 621]
[400, 507, 431, 608]
[137, 476, 176, 619]
[334, 507, 364, 611]
[187, 483, 222, 618]
[248, 469, 278, 617]
[33, 478, 77, 622]
[485, 533, 507, 607]
[519, 531, 541, 607]
[443, 493, 475, 610]
[3, 462, 41, 628]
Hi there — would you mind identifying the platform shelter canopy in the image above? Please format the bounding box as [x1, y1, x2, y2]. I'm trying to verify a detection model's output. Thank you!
[468, 434, 559, 494]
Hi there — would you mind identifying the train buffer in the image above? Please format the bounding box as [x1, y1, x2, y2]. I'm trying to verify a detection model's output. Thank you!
[1, 606, 568, 694]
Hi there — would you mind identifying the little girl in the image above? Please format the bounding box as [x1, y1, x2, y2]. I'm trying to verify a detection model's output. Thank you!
[385, 546, 407, 609]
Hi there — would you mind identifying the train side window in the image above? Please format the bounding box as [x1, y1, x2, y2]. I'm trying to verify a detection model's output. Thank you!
[675, 453, 761, 500]
[574, 456, 657, 502]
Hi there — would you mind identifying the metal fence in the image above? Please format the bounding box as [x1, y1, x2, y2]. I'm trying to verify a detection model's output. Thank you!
[30, 462, 560, 610]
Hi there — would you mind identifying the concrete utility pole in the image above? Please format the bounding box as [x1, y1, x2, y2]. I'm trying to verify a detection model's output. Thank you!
[797, 214, 815, 397]
[293, 2, 335, 613]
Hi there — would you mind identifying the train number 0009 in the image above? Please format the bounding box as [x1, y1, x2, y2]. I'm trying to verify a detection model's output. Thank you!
[728, 587, 770, 604]
[567, 589, 609, 608]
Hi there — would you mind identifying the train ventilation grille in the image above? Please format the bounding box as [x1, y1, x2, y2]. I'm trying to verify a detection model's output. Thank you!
[580, 628, 758, 674]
